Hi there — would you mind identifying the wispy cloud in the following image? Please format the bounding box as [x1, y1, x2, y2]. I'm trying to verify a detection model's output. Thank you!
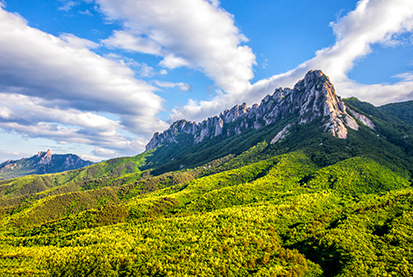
[58, 0, 79, 12]
[154, 81, 191, 92]
[79, 9, 93, 16]
[0, 149, 30, 163]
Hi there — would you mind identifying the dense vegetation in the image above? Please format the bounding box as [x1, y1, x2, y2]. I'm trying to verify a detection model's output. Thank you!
[1, 97, 413, 276]
[380, 100, 413, 126]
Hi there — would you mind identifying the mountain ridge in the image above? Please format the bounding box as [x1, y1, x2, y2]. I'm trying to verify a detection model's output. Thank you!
[0, 149, 93, 180]
[146, 70, 370, 151]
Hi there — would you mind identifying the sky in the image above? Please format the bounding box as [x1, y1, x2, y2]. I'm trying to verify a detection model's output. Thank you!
[1, 0, 413, 163]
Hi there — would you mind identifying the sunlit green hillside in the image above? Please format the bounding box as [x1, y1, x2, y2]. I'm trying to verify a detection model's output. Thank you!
[1, 98, 413, 276]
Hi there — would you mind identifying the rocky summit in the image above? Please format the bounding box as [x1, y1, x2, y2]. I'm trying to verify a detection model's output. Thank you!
[146, 70, 374, 151]
[0, 150, 93, 180]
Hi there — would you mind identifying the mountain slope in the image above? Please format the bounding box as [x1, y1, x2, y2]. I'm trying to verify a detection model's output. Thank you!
[2, 70, 413, 206]
[344, 97, 413, 158]
[0, 150, 93, 181]
[380, 100, 413, 126]
[142, 71, 413, 178]
[1, 70, 413, 276]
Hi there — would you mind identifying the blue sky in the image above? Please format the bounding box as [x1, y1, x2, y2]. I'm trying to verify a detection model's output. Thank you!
[1, 0, 413, 162]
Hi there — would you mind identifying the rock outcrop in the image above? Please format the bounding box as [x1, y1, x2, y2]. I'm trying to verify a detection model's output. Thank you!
[38, 149, 53, 166]
[347, 108, 375, 129]
[0, 150, 94, 180]
[146, 70, 363, 151]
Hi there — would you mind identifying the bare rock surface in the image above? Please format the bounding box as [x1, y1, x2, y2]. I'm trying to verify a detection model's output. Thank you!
[146, 70, 361, 150]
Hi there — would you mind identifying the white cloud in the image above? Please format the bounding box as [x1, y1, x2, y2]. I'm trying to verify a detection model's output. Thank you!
[154, 81, 191, 92]
[139, 63, 156, 78]
[393, 72, 413, 82]
[80, 154, 102, 163]
[93, 147, 117, 157]
[0, 150, 30, 163]
[103, 53, 156, 77]
[170, 0, 413, 122]
[59, 0, 79, 12]
[60, 33, 100, 49]
[0, 6, 168, 158]
[79, 9, 93, 16]
[103, 30, 164, 55]
[159, 54, 191, 69]
[96, 0, 256, 95]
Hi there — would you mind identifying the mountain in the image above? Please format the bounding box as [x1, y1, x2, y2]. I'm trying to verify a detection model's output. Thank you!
[0, 149, 93, 180]
[1, 70, 413, 277]
[142, 70, 410, 176]
[146, 70, 360, 151]
[380, 100, 413, 126]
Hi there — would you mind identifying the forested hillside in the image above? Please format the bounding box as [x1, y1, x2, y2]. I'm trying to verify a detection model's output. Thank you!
[380, 100, 413, 126]
[1, 145, 412, 276]
[1, 71, 413, 276]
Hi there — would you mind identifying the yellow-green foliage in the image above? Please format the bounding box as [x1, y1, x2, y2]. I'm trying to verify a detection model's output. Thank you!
[126, 155, 280, 219]
[187, 152, 318, 212]
[0, 147, 412, 276]
[307, 157, 409, 195]
[6, 187, 120, 229]
[7, 188, 413, 276]
[119, 154, 233, 201]
[3, 198, 324, 276]
[251, 151, 318, 189]
[184, 156, 277, 194]
[0, 151, 152, 199]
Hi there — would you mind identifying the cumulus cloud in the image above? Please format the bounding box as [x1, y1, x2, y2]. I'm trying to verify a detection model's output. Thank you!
[2, 0, 413, 161]
[0, 6, 168, 159]
[0, 93, 150, 157]
[170, 0, 413, 122]
[97, 0, 256, 95]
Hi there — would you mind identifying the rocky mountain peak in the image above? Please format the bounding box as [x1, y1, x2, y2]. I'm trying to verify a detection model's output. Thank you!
[146, 70, 367, 151]
[0, 150, 94, 180]
[38, 149, 53, 165]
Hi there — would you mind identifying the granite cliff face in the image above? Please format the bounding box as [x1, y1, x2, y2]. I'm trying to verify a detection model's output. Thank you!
[0, 150, 93, 180]
[146, 70, 373, 151]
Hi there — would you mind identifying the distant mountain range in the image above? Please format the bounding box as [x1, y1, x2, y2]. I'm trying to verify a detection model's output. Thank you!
[0, 149, 93, 180]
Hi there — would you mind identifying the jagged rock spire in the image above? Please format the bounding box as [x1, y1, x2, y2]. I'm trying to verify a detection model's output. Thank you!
[145, 70, 363, 151]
